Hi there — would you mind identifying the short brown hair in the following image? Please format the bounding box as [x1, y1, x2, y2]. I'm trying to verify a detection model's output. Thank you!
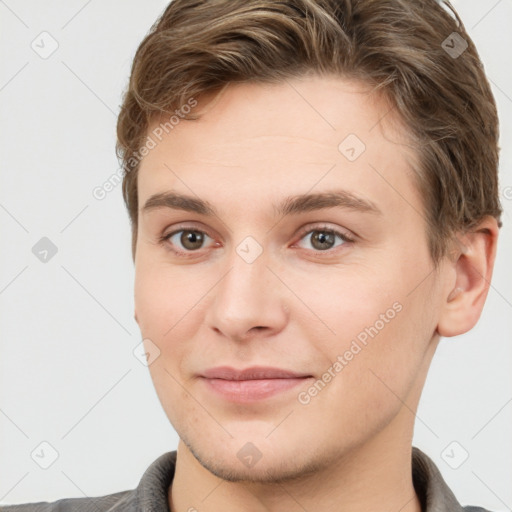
[116, 0, 502, 262]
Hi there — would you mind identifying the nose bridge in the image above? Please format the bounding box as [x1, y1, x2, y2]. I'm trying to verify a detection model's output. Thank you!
[206, 241, 287, 339]
[219, 247, 271, 317]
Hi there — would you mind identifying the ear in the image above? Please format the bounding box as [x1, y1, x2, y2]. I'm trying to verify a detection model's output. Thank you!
[437, 216, 499, 338]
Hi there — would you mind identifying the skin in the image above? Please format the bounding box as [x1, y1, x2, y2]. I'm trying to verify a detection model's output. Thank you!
[133, 75, 498, 512]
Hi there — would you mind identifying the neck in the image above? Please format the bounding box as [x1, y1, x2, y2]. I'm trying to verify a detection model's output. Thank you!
[168, 410, 423, 512]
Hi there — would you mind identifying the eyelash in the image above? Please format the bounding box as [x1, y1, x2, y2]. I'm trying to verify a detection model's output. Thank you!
[158, 224, 355, 259]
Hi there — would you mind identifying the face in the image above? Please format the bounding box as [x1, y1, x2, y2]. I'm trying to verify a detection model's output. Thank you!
[134, 75, 445, 482]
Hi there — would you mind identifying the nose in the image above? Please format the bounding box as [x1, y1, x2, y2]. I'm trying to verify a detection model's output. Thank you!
[204, 248, 289, 342]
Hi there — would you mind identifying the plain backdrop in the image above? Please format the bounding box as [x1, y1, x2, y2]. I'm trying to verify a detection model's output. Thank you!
[0, 0, 511, 509]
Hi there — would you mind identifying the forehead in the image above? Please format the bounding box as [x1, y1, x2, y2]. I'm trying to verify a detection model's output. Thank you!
[137, 76, 419, 215]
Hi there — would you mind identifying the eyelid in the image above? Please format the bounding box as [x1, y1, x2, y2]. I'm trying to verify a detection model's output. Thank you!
[293, 223, 355, 244]
[159, 223, 218, 257]
[159, 222, 355, 257]
[162, 222, 215, 241]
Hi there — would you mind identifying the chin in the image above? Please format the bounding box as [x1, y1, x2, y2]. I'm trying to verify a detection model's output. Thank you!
[183, 435, 332, 484]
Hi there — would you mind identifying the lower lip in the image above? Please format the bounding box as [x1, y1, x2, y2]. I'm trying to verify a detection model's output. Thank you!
[201, 377, 310, 402]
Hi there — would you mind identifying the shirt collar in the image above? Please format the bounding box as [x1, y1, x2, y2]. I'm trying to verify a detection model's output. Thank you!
[412, 446, 466, 512]
[129, 446, 466, 512]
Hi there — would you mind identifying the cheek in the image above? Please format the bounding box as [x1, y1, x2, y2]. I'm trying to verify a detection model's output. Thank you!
[283, 264, 404, 354]
[134, 260, 200, 336]
[133, 262, 203, 420]
[300, 302, 429, 442]
[296, 253, 437, 402]
[339, 280, 437, 410]
[134, 261, 215, 382]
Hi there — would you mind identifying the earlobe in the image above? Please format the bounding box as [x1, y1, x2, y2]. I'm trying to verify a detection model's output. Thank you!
[437, 216, 499, 338]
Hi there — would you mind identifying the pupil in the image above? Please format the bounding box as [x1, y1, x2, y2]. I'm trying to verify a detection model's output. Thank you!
[182, 230, 203, 250]
[312, 231, 334, 250]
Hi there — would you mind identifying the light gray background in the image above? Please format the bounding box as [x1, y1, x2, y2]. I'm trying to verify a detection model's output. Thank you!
[0, 0, 511, 509]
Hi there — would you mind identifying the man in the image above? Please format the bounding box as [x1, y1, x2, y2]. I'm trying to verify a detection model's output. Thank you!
[2, 0, 502, 510]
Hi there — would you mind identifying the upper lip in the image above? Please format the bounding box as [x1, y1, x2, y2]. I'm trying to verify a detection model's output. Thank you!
[200, 366, 312, 380]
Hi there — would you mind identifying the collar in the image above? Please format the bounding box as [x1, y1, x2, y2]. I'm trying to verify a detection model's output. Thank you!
[127, 446, 470, 512]
[412, 446, 466, 512]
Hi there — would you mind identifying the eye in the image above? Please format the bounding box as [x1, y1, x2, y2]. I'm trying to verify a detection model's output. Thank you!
[159, 227, 216, 256]
[158, 224, 353, 258]
[295, 225, 354, 252]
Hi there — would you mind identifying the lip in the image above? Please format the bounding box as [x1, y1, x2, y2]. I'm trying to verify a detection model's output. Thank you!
[201, 366, 311, 380]
[199, 366, 313, 402]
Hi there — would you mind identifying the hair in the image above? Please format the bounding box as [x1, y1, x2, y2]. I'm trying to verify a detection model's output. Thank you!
[116, 0, 502, 263]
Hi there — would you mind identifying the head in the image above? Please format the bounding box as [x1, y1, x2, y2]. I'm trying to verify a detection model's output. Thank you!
[116, 0, 501, 482]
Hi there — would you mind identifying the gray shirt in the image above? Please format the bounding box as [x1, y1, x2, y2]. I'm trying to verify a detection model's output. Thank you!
[0, 447, 494, 511]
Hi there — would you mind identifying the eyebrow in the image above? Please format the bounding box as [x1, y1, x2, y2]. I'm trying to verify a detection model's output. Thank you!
[141, 189, 381, 217]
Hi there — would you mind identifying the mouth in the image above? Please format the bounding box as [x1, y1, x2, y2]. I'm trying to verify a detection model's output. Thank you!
[199, 366, 314, 402]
